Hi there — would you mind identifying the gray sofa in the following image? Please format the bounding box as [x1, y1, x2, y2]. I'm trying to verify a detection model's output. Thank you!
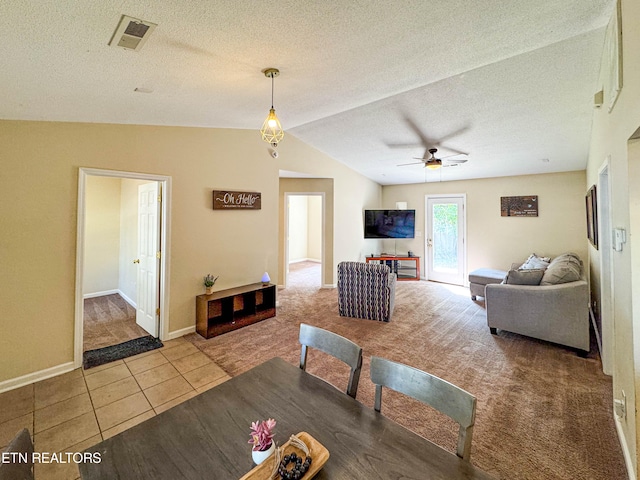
[485, 253, 589, 354]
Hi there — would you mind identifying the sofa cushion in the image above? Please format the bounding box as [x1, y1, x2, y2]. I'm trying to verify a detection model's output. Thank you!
[540, 260, 581, 285]
[504, 268, 545, 285]
[520, 253, 551, 270]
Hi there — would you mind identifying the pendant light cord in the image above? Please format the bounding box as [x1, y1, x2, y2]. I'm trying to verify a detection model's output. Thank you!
[271, 74, 275, 109]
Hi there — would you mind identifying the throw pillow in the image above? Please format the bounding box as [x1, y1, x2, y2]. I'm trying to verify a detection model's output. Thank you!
[550, 252, 582, 269]
[504, 268, 545, 285]
[520, 253, 551, 270]
[540, 262, 581, 285]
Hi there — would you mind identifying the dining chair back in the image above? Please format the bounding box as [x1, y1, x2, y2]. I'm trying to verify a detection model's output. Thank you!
[369, 356, 477, 461]
[0, 428, 34, 480]
[299, 323, 363, 398]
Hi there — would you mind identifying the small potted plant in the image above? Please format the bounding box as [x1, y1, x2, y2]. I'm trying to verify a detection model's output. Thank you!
[204, 274, 218, 295]
[248, 418, 276, 465]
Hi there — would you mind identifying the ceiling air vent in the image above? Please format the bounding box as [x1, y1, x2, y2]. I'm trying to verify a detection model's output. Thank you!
[109, 15, 157, 51]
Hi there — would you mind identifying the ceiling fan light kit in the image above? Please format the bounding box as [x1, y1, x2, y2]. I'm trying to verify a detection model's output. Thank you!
[426, 160, 442, 170]
[260, 68, 284, 148]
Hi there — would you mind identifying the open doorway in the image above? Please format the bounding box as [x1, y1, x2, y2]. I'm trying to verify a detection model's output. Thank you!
[284, 193, 324, 288]
[74, 168, 171, 369]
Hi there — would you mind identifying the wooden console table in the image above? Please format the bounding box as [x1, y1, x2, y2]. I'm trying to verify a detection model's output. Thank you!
[196, 283, 276, 338]
[366, 255, 420, 281]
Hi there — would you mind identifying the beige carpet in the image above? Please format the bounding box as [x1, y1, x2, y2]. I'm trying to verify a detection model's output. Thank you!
[186, 264, 625, 480]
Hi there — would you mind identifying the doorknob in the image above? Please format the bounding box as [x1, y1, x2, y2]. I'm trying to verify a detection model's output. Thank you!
[427, 239, 433, 247]
[133, 259, 140, 264]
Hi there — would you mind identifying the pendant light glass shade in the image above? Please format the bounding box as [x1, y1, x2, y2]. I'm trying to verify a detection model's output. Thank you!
[260, 68, 284, 147]
[260, 108, 284, 146]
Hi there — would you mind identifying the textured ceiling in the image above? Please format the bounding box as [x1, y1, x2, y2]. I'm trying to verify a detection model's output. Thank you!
[0, 0, 612, 184]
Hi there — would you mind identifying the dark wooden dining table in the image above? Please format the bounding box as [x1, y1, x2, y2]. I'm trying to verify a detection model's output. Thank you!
[79, 357, 495, 479]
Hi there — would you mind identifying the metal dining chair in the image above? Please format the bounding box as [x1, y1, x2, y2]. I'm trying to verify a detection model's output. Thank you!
[299, 323, 363, 398]
[0, 428, 34, 480]
[369, 356, 477, 461]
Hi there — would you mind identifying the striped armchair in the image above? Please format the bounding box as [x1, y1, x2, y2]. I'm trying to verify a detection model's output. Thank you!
[337, 261, 396, 322]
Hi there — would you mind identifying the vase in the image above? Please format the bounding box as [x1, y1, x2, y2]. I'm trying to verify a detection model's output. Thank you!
[251, 442, 275, 465]
[205, 286, 214, 295]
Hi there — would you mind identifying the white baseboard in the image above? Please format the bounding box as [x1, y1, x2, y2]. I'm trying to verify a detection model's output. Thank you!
[83, 289, 118, 299]
[164, 325, 195, 341]
[321, 284, 336, 289]
[615, 416, 636, 480]
[117, 289, 137, 309]
[83, 289, 137, 308]
[0, 362, 76, 394]
[289, 258, 321, 264]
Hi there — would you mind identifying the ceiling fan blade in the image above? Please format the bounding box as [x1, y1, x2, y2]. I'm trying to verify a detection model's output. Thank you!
[397, 161, 425, 166]
[404, 117, 433, 146]
[445, 158, 468, 164]
[440, 152, 468, 159]
[437, 125, 470, 144]
[387, 143, 424, 149]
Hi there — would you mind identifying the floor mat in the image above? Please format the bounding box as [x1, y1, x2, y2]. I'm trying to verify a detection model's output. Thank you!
[83, 335, 163, 369]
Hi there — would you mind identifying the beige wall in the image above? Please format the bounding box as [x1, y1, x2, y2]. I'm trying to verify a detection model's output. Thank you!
[382, 171, 587, 278]
[83, 176, 121, 294]
[0, 122, 380, 383]
[585, 0, 640, 473]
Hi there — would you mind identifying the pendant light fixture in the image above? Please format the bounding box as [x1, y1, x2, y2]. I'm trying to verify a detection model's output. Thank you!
[260, 68, 284, 147]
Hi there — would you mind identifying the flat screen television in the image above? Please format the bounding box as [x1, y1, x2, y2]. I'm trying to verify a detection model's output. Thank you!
[364, 210, 415, 239]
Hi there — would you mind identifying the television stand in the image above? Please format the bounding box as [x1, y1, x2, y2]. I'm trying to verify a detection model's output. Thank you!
[366, 255, 420, 281]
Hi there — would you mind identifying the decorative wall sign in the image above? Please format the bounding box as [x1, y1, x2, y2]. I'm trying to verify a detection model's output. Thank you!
[500, 195, 538, 217]
[213, 190, 262, 210]
[586, 185, 598, 249]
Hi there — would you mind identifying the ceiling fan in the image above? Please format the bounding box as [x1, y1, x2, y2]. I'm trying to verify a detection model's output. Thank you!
[397, 148, 468, 170]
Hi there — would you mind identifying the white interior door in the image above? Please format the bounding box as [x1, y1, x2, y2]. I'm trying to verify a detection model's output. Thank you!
[425, 195, 465, 285]
[136, 182, 159, 336]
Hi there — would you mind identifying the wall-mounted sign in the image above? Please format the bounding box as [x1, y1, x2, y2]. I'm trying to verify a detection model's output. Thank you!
[500, 195, 538, 217]
[213, 190, 262, 210]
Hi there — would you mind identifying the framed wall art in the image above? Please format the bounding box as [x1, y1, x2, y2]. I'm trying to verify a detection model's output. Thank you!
[500, 195, 538, 217]
[586, 185, 598, 248]
[605, 0, 623, 112]
[213, 190, 261, 210]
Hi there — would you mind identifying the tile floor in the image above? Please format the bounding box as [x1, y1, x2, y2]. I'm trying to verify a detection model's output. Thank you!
[0, 336, 231, 480]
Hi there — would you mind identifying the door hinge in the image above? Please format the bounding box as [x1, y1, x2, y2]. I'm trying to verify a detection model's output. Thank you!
[156, 308, 160, 315]
[158, 195, 162, 203]
[156, 251, 161, 259]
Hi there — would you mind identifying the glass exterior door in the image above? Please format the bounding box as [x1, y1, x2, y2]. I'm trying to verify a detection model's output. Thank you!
[425, 196, 465, 285]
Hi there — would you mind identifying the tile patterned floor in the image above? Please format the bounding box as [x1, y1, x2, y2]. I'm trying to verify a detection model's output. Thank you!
[0, 336, 231, 480]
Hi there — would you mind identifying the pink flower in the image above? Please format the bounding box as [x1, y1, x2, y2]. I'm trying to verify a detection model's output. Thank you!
[248, 418, 276, 451]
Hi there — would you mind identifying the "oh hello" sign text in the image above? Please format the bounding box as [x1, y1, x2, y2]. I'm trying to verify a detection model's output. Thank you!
[213, 190, 262, 210]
